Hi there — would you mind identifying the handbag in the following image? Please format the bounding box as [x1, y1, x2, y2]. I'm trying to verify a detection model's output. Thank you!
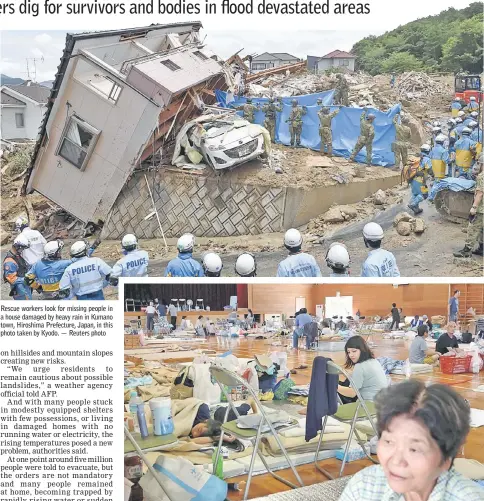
[170, 366, 194, 400]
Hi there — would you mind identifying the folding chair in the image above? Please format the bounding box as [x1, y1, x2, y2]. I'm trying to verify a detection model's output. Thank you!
[209, 365, 304, 501]
[314, 360, 378, 479]
[125, 298, 135, 312]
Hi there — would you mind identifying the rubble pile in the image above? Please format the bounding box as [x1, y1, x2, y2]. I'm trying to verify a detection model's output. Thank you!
[306, 186, 405, 236]
[249, 71, 335, 97]
[396, 72, 453, 101]
[394, 212, 426, 236]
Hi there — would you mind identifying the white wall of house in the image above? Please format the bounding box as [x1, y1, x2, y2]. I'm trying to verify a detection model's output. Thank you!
[316, 58, 355, 72]
[251, 59, 299, 72]
[1, 100, 46, 140]
[29, 58, 160, 223]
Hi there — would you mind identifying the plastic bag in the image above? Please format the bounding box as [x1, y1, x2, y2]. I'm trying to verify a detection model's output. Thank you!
[471, 350, 483, 374]
[140, 455, 227, 501]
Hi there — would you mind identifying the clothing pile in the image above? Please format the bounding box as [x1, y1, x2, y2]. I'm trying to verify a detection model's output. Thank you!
[248, 354, 280, 393]
[287, 385, 310, 405]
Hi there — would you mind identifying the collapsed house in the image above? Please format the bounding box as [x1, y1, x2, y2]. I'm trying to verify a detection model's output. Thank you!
[24, 23, 231, 227]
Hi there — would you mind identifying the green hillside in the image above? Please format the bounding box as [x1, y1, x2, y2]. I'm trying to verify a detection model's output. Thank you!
[351, 2, 483, 75]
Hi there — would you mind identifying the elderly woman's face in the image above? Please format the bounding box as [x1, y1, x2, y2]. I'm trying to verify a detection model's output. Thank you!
[377, 415, 450, 496]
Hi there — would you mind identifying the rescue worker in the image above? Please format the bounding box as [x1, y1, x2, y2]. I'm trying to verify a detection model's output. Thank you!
[58, 241, 112, 300]
[277, 229, 322, 277]
[392, 114, 411, 169]
[361, 222, 400, 278]
[454, 153, 484, 258]
[408, 144, 432, 215]
[3, 235, 32, 300]
[109, 234, 148, 287]
[390, 74, 396, 89]
[454, 117, 465, 139]
[202, 252, 223, 277]
[286, 99, 307, 147]
[469, 111, 479, 124]
[335, 74, 349, 106]
[15, 216, 47, 266]
[325, 242, 350, 277]
[448, 118, 458, 147]
[261, 97, 282, 143]
[470, 122, 483, 157]
[349, 111, 375, 166]
[431, 126, 442, 147]
[429, 134, 449, 180]
[318, 106, 340, 156]
[451, 97, 462, 118]
[164, 234, 204, 277]
[455, 127, 477, 179]
[25, 239, 100, 299]
[235, 252, 257, 277]
[465, 96, 479, 112]
[236, 98, 259, 123]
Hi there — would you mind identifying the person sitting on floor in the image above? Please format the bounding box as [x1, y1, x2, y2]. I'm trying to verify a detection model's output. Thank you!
[339, 380, 481, 501]
[190, 398, 258, 443]
[179, 315, 189, 331]
[195, 315, 206, 336]
[410, 315, 422, 329]
[338, 335, 389, 404]
[409, 325, 440, 366]
[436, 322, 461, 355]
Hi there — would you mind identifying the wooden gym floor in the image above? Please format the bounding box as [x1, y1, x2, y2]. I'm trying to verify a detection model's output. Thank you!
[192, 335, 484, 500]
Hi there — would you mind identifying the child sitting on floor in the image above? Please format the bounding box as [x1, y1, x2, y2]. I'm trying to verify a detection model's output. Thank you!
[409, 324, 440, 366]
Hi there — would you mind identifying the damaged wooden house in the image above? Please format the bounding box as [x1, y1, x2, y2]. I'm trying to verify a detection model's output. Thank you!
[24, 23, 231, 230]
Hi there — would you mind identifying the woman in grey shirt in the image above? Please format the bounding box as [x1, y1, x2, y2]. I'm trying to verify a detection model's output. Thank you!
[338, 335, 389, 404]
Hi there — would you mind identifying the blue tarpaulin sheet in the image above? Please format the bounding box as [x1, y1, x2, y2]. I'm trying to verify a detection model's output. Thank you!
[428, 177, 476, 201]
[214, 90, 402, 166]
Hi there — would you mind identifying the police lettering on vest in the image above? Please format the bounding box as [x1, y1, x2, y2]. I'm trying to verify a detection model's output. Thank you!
[72, 264, 96, 275]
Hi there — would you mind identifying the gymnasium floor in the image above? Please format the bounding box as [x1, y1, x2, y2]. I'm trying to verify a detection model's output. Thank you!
[189, 334, 484, 500]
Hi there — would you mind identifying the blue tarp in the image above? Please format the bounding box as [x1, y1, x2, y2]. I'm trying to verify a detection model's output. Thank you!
[215, 90, 402, 166]
[428, 177, 476, 201]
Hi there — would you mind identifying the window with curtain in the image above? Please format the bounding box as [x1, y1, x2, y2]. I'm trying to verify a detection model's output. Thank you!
[57, 116, 100, 170]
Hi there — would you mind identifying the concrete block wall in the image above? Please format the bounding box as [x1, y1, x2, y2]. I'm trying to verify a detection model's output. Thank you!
[101, 170, 286, 239]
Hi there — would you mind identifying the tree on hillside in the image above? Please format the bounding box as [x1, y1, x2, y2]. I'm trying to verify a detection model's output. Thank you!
[381, 52, 424, 74]
[441, 16, 484, 74]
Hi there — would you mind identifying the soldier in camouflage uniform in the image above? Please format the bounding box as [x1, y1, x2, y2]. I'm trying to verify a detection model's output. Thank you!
[392, 114, 411, 169]
[335, 74, 349, 106]
[286, 99, 307, 147]
[262, 97, 283, 143]
[349, 111, 376, 165]
[236, 98, 259, 123]
[454, 153, 484, 258]
[318, 106, 340, 156]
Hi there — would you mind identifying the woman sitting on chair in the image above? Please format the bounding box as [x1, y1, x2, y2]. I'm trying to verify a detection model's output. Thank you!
[340, 380, 481, 501]
[338, 335, 388, 404]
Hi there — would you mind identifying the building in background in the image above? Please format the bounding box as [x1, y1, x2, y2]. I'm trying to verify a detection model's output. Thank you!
[0, 81, 50, 140]
[307, 50, 356, 73]
[250, 52, 300, 73]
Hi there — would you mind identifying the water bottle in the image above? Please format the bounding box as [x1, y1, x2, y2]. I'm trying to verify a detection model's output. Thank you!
[404, 358, 412, 379]
[128, 391, 140, 433]
[212, 450, 224, 480]
[137, 402, 149, 438]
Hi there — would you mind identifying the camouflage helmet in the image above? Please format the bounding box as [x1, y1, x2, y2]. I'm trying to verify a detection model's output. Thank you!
[291, 99, 298, 106]
[322, 106, 330, 114]
[316, 98, 323, 105]
[367, 113, 376, 121]
[246, 98, 252, 104]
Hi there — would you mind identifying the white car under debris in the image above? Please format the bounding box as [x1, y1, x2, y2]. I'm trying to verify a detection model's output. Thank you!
[172, 108, 270, 171]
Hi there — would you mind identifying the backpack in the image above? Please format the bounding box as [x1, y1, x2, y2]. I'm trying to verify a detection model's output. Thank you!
[401, 158, 420, 184]
[461, 332, 473, 344]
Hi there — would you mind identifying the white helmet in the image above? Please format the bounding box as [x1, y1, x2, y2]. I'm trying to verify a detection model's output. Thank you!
[284, 228, 303, 251]
[447, 118, 456, 126]
[455, 117, 463, 124]
[420, 144, 431, 153]
[432, 121, 440, 127]
[70, 240, 88, 258]
[470, 96, 476, 101]
[235, 252, 256, 277]
[363, 222, 384, 241]
[122, 233, 137, 252]
[15, 216, 29, 232]
[468, 121, 478, 129]
[326, 243, 350, 271]
[44, 240, 64, 259]
[202, 252, 223, 277]
[13, 234, 29, 251]
[177, 233, 194, 253]
[432, 126, 441, 134]
[462, 127, 472, 136]
[470, 111, 479, 118]
[458, 110, 465, 117]
[435, 134, 446, 144]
